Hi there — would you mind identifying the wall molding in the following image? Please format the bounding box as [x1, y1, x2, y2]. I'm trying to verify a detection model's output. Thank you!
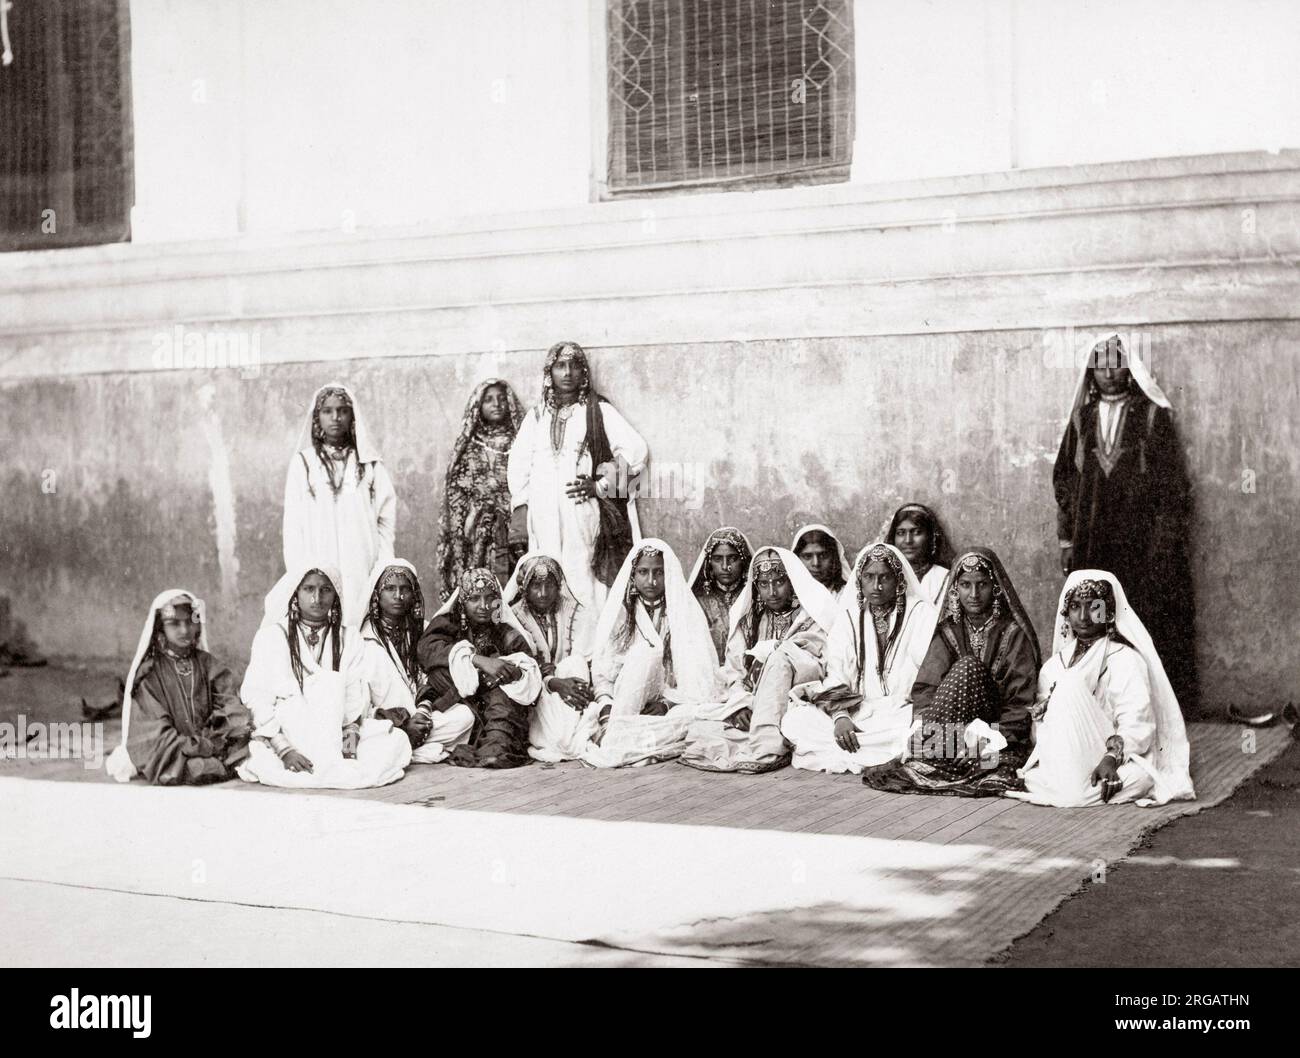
[2, 151, 1297, 380]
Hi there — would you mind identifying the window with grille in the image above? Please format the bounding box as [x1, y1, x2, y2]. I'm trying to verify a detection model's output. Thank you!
[0, 0, 133, 251]
[605, 0, 854, 196]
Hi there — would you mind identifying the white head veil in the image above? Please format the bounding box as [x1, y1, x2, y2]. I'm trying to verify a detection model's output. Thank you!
[503, 551, 577, 610]
[357, 557, 425, 636]
[727, 545, 840, 641]
[263, 561, 348, 631]
[1055, 569, 1193, 804]
[434, 568, 534, 646]
[847, 541, 927, 614]
[843, 542, 939, 695]
[502, 551, 581, 656]
[791, 523, 851, 588]
[592, 538, 719, 704]
[106, 589, 210, 783]
[686, 527, 755, 595]
[292, 382, 383, 464]
[1063, 333, 1172, 431]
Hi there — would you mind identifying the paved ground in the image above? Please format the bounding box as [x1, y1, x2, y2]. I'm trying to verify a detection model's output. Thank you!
[1001, 736, 1300, 967]
[2, 663, 1295, 966]
[0, 878, 722, 967]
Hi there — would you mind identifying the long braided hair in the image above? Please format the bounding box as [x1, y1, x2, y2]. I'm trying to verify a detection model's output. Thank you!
[855, 544, 909, 683]
[616, 544, 662, 650]
[694, 528, 753, 596]
[367, 565, 425, 685]
[136, 595, 202, 693]
[286, 568, 344, 690]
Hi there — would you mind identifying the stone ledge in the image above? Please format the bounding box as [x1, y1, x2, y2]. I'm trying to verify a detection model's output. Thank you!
[2, 260, 1296, 382]
[1, 151, 1297, 379]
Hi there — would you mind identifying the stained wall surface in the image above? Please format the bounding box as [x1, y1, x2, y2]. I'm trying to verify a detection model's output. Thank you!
[2, 152, 1298, 711]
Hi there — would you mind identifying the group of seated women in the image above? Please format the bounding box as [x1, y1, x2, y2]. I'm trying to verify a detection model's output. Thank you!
[105, 499, 1195, 809]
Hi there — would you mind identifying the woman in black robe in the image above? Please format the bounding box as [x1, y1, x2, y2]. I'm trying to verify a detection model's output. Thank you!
[1053, 335, 1198, 714]
[415, 567, 542, 769]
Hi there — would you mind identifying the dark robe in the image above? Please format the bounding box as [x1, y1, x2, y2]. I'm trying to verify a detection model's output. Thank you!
[1054, 390, 1199, 712]
[126, 651, 251, 785]
[586, 396, 635, 589]
[414, 614, 535, 768]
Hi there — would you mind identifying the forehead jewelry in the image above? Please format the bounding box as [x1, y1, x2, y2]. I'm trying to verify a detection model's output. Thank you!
[380, 567, 412, 591]
[159, 596, 194, 621]
[461, 568, 500, 598]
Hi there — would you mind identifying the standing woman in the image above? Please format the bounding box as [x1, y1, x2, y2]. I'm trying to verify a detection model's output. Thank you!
[885, 502, 951, 606]
[282, 383, 397, 624]
[507, 341, 649, 614]
[1053, 335, 1197, 713]
[436, 379, 526, 600]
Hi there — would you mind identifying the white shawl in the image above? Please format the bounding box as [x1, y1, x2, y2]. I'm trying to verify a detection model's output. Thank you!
[591, 537, 720, 705]
[1047, 569, 1194, 804]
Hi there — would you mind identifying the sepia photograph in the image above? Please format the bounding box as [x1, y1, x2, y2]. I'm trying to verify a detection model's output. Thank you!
[0, 0, 1297, 1020]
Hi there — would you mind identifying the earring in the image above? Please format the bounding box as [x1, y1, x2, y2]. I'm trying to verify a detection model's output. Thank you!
[289, 597, 300, 620]
[992, 593, 1003, 618]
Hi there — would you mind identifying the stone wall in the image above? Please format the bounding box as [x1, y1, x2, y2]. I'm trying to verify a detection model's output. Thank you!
[2, 152, 1297, 708]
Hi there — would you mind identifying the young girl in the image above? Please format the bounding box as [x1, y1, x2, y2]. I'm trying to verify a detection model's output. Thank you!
[238, 562, 411, 789]
[106, 590, 251, 785]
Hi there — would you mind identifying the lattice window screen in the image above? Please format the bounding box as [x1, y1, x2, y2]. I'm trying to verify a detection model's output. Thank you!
[606, 0, 854, 195]
[0, 0, 133, 251]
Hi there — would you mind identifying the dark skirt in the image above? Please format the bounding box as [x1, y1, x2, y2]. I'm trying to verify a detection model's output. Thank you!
[862, 656, 1027, 797]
